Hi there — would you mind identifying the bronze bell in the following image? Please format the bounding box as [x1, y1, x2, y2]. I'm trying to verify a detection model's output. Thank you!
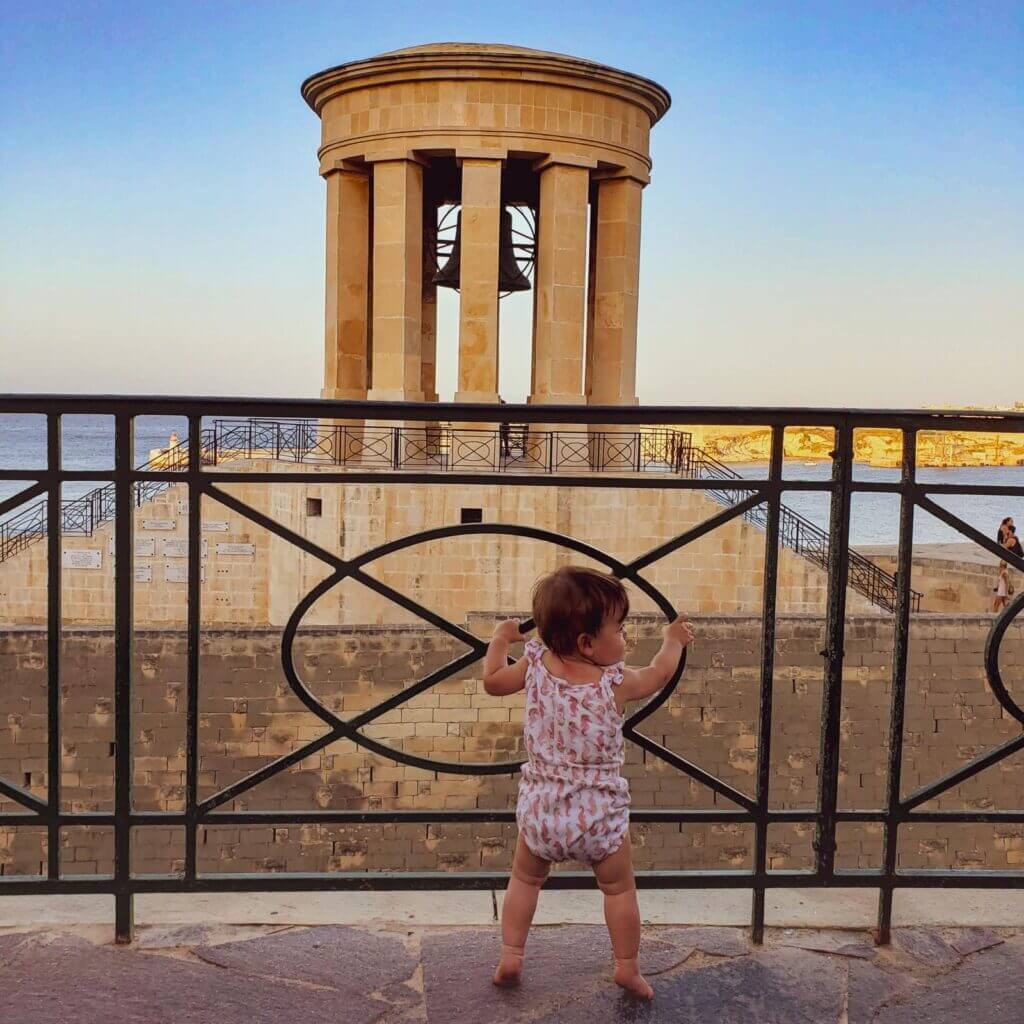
[433, 209, 531, 293]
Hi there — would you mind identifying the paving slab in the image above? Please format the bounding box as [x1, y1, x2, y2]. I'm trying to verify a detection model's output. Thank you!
[891, 928, 962, 967]
[134, 922, 287, 949]
[0, 931, 31, 966]
[874, 938, 1024, 1024]
[945, 927, 1005, 957]
[195, 924, 419, 1017]
[421, 925, 693, 1023]
[0, 933, 381, 1024]
[774, 927, 877, 959]
[533, 948, 847, 1024]
[846, 960, 920, 1024]
[660, 925, 751, 957]
[0, 921, 1020, 1022]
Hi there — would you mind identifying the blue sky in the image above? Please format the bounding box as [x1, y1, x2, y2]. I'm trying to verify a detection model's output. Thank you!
[2, 1, 1021, 407]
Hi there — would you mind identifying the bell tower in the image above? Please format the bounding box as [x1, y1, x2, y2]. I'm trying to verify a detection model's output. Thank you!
[302, 43, 670, 408]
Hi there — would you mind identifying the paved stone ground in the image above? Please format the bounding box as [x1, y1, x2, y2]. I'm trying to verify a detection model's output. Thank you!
[0, 923, 1020, 1023]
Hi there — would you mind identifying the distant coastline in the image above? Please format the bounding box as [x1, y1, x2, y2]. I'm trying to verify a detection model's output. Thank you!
[673, 408, 1024, 468]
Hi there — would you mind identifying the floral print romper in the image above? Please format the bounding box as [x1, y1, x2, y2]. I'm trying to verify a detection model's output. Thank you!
[516, 637, 631, 864]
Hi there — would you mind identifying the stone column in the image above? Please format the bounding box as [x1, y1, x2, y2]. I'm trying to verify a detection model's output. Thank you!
[449, 155, 503, 468]
[321, 167, 370, 462]
[455, 156, 503, 405]
[586, 174, 643, 468]
[367, 156, 425, 404]
[420, 201, 441, 463]
[420, 277, 438, 402]
[587, 174, 643, 408]
[530, 158, 591, 467]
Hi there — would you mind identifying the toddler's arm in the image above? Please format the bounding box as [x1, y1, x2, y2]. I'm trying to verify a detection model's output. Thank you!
[619, 616, 694, 703]
[483, 619, 529, 696]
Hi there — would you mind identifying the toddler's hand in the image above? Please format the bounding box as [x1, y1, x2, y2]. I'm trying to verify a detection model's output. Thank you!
[493, 619, 523, 644]
[664, 616, 694, 647]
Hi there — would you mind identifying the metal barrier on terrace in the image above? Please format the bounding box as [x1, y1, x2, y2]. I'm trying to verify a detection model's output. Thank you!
[0, 396, 1020, 946]
[0, 416, 921, 612]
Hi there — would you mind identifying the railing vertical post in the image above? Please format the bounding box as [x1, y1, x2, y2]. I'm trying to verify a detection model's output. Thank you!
[113, 414, 135, 944]
[751, 426, 784, 944]
[392, 427, 401, 469]
[876, 429, 917, 943]
[46, 415, 61, 883]
[814, 423, 854, 878]
[185, 416, 202, 887]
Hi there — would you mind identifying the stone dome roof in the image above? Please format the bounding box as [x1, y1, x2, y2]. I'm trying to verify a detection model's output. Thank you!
[372, 42, 582, 61]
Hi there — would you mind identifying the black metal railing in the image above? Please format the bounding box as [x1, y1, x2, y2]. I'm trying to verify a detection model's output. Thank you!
[0, 397, 1021, 949]
[0, 422, 684, 561]
[0, 436, 197, 562]
[688, 450, 923, 613]
[208, 417, 689, 475]
[0, 416, 917, 612]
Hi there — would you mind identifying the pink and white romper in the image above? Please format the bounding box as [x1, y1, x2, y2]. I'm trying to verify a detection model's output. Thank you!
[516, 637, 630, 865]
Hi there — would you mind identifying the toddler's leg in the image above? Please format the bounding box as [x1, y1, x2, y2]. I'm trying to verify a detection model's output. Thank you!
[493, 834, 550, 986]
[593, 838, 653, 1000]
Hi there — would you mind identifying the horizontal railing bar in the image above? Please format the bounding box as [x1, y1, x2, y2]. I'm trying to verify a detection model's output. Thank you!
[3, 470, 1020, 501]
[1, 869, 1022, 896]
[191, 471, 785, 490]
[1, 395, 1022, 430]
[5, 808, 1021, 828]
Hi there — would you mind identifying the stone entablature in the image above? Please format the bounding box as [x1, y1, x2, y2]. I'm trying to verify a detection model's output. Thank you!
[302, 43, 671, 412]
[302, 43, 670, 182]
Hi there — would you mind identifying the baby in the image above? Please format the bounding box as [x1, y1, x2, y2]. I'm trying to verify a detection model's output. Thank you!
[483, 565, 694, 1000]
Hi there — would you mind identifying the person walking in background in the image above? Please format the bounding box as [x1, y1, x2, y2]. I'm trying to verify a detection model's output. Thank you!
[992, 560, 1012, 613]
[997, 517, 1023, 557]
[498, 398, 511, 459]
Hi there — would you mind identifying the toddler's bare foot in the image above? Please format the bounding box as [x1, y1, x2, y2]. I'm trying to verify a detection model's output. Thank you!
[492, 945, 524, 987]
[614, 958, 654, 1000]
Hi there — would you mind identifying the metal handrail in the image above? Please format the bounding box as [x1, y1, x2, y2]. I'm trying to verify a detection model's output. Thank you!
[685, 452, 923, 612]
[0, 433, 204, 562]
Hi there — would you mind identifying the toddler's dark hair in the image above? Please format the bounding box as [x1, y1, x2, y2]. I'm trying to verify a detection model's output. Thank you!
[531, 566, 629, 657]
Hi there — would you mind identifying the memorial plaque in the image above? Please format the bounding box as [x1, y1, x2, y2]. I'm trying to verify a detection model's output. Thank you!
[162, 538, 207, 558]
[135, 565, 153, 583]
[165, 563, 205, 583]
[216, 543, 255, 556]
[62, 549, 102, 570]
[202, 520, 230, 532]
[136, 539, 156, 557]
[141, 519, 176, 531]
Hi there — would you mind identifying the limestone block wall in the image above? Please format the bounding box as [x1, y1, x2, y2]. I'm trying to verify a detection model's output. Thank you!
[1, 616, 1020, 878]
[0, 479, 276, 626]
[281, 478, 879, 626]
[0, 469, 880, 628]
[867, 554, 1015, 614]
